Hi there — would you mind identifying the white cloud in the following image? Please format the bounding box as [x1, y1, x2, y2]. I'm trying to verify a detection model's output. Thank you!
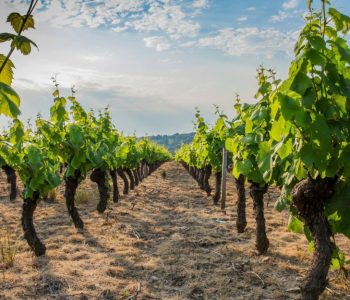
[237, 16, 248, 22]
[270, 10, 289, 22]
[5, 0, 203, 41]
[180, 41, 197, 48]
[192, 0, 208, 9]
[270, 8, 303, 23]
[130, 3, 200, 40]
[197, 27, 298, 58]
[247, 6, 256, 11]
[282, 0, 300, 10]
[143, 36, 171, 51]
[112, 26, 129, 33]
[270, 0, 302, 23]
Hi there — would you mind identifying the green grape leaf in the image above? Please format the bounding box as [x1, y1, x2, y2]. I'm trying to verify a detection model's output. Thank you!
[277, 91, 301, 121]
[245, 118, 253, 134]
[0, 55, 14, 85]
[7, 13, 35, 33]
[276, 138, 293, 160]
[50, 97, 68, 124]
[233, 159, 252, 178]
[329, 8, 350, 34]
[288, 215, 304, 234]
[334, 95, 347, 113]
[257, 141, 273, 180]
[71, 152, 87, 169]
[225, 138, 238, 153]
[307, 35, 326, 51]
[26, 146, 42, 169]
[274, 192, 290, 212]
[290, 71, 313, 95]
[305, 48, 326, 66]
[68, 125, 85, 150]
[9, 119, 24, 145]
[44, 171, 61, 188]
[270, 116, 286, 141]
[0, 82, 21, 118]
[65, 165, 76, 178]
[331, 247, 346, 270]
[11, 35, 38, 55]
[23, 187, 34, 199]
[295, 159, 306, 180]
[295, 109, 311, 128]
[310, 114, 332, 149]
[0, 33, 16, 43]
[326, 180, 350, 238]
[329, 40, 350, 64]
[299, 143, 315, 169]
[29, 175, 44, 191]
[301, 88, 316, 108]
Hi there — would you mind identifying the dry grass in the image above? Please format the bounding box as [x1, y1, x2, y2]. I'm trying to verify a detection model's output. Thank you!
[0, 227, 18, 272]
[75, 188, 98, 204]
[0, 162, 349, 299]
[47, 188, 58, 202]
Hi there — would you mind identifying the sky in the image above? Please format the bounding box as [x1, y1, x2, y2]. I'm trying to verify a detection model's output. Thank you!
[0, 0, 349, 135]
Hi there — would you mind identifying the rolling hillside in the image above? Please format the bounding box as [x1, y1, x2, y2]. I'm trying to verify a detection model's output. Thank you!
[147, 132, 195, 153]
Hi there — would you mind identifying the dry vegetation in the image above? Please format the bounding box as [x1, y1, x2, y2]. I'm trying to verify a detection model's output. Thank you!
[0, 162, 349, 300]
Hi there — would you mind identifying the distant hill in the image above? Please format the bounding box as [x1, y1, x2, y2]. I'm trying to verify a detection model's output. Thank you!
[147, 132, 195, 153]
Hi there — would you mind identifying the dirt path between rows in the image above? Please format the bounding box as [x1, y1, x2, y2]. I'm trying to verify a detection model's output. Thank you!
[0, 162, 349, 300]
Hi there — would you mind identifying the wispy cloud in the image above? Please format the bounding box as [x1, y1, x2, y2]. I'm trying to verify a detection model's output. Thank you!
[143, 36, 171, 51]
[191, 0, 209, 9]
[282, 0, 300, 10]
[129, 3, 200, 40]
[197, 27, 298, 58]
[270, 0, 302, 23]
[237, 16, 248, 22]
[5, 0, 205, 41]
[271, 10, 289, 22]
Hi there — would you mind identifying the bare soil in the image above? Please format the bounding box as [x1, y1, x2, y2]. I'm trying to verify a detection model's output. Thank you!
[0, 162, 349, 300]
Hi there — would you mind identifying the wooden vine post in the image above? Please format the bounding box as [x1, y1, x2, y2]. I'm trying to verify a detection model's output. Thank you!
[221, 148, 227, 211]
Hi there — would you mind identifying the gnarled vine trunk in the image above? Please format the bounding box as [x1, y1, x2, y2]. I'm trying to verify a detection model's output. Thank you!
[189, 166, 195, 178]
[249, 182, 269, 254]
[2, 165, 17, 201]
[117, 168, 129, 194]
[90, 168, 109, 213]
[195, 168, 200, 183]
[137, 165, 143, 182]
[132, 169, 139, 186]
[199, 169, 205, 190]
[292, 177, 336, 300]
[203, 165, 212, 196]
[125, 168, 135, 190]
[212, 171, 222, 205]
[149, 163, 156, 174]
[110, 169, 119, 203]
[235, 175, 247, 233]
[22, 194, 46, 256]
[65, 172, 84, 229]
[143, 162, 149, 178]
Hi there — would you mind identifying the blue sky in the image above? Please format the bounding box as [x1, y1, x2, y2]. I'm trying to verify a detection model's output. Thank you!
[0, 0, 349, 135]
